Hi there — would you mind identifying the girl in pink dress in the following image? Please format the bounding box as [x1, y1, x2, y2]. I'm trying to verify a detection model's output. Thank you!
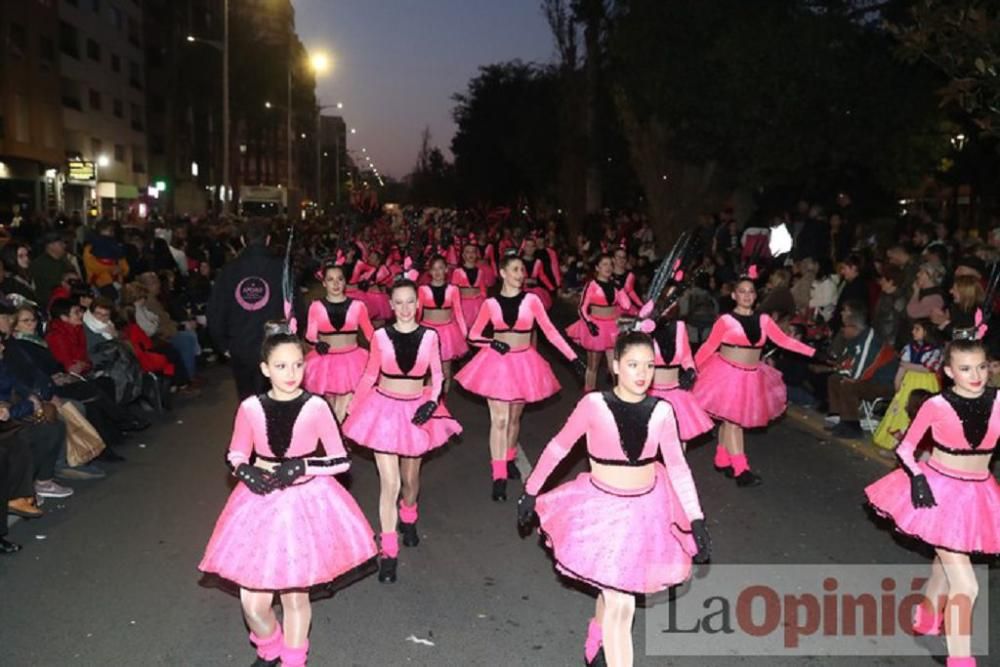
[342, 279, 462, 583]
[518, 331, 710, 667]
[455, 251, 585, 501]
[451, 243, 489, 326]
[565, 253, 630, 392]
[692, 277, 815, 486]
[199, 325, 377, 667]
[649, 317, 714, 444]
[866, 339, 1000, 667]
[418, 255, 469, 391]
[303, 263, 375, 422]
[520, 237, 556, 310]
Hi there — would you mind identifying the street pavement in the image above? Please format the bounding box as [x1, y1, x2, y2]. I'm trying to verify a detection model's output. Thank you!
[2, 340, 998, 666]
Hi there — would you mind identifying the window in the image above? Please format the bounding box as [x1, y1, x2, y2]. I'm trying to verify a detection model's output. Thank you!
[128, 60, 142, 89]
[111, 53, 121, 72]
[114, 144, 125, 162]
[9, 23, 26, 58]
[86, 38, 100, 62]
[58, 21, 79, 59]
[127, 16, 140, 48]
[60, 77, 82, 110]
[132, 147, 145, 174]
[113, 98, 123, 118]
[91, 137, 102, 155]
[39, 36, 56, 67]
[110, 5, 123, 30]
[130, 103, 143, 131]
[89, 89, 102, 111]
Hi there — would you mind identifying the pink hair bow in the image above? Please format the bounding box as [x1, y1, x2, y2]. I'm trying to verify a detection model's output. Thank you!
[401, 257, 419, 282]
[975, 308, 988, 340]
[748, 265, 759, 280]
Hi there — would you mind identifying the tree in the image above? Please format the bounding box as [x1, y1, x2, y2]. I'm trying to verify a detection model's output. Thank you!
[409, 127, 456, 205]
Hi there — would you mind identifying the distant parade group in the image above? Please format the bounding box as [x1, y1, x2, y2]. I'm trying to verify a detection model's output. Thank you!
[196, 214, 999, 667]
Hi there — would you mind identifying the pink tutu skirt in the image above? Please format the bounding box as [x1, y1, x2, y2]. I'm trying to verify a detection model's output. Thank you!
[422, 318, 469, 361]
[526, 286, 552, 310]
[692, 354, 786, 427]
[455, 345, 560, 403]
[536, 464, 697, 594]
[566, 314, 619, 352]
[460, 295, 486, 329]
[865, 460, 1000, 555]
[650, 385, 715, 441]
[199, 476, 377, 590]
[342, 388, 462, 456]
[303, 346, 368, 395]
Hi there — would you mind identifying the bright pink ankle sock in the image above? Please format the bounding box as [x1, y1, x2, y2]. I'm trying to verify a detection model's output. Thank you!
[249, 625, 283, 661]
[946, 658, 976, 667]
[714, 444, 732, 468]
[491, 460, 508, 480]
[911, 603, 943, 635]
[731, 454, 749, 477]
[506, 446, 518, 461]
[399, 501, 419, 525]
[584, 617, 603, 663]
[280, 640, 309, 667]
[380, 531, 399, 558]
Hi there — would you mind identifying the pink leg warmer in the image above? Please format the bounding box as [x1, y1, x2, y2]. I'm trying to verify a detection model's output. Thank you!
[911, 603, 943, 636]
[399, 501, 419, 525]
[491, 460, 508, 481]
[584, 617, 603, 663]
[731, 454, 750, 477]
[506, 446, 518, 461]
[279, 640, 309, 667]
[380, 531, 399, 558]
[249, 625, 283, 661]
[946, 658, 976, 667]
[713, 444, 731, 468]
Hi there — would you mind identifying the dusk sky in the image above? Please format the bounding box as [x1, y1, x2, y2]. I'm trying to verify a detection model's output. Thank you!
[292, 0, 556, 179]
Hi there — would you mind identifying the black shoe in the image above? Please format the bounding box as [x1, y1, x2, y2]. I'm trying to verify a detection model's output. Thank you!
[249, 658, 280, 667]
[378, 557, 398, 583]
[507, 459, 521, 480]
[399, 521, 420, 547]
[0, 537, 22, 554]
[98, 448, 126, 463]
[492, 479, 507, 502]
[735, 470, 763, 487]
[713, 464, 734, 479]
[586, 646, 607, 667]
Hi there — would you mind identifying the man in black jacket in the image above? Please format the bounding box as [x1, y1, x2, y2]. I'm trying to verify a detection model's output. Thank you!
[208, 220, 292, 399]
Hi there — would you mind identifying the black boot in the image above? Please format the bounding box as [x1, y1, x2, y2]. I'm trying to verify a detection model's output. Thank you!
[713, 464, 734, 478]
[399, 521, 420, 547]
[378, 557, 398, 583]
[586, 646, 607, 667]
[0, 537, 22, 554]
[249, 658, 280, 667]
[506, 459, 521, 480]
[492, 479, 507, 502]
[735, 470, 763, 487]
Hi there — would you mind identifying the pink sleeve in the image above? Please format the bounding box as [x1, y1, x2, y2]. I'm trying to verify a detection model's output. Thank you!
[657, 403, 704, 521]
[305, 301, 321, 343]
[356, 302, 375, 341]
[304, 399, 350, 476]
[226, 403, 255, 469]
[530, 295, 578, 361]
[762, 315, 815, 357]
[351, 331, 382, 408]
[525, 396, 592, 495]
[624, 273, 642, 308]
[694, 317, 728, 368]
[895, 399, 936, 476]
[450, 286, 468, 338]
[427, 331, 444, 402]
[676, 322, 695, 370]
[467, 300, 493, 346]
[579, 282, 595, 324]
[534, 260, 556, 291]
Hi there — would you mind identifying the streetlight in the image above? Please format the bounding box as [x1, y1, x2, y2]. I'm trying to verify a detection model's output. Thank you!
[309, 49, 345, 211]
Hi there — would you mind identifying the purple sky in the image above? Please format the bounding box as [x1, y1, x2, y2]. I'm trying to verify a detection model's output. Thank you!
[292, 0, 556, 179]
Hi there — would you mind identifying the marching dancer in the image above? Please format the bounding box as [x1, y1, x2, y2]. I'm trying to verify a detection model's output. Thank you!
[518, 331, 710, 667]
[342, 278, 462, 583]
[451, 242, 489, 327]
[303, 263, 375, 422]
[455, 250, 585, 501]
[199, 323, 377, 667]
[692, 275, 815, 486]
[520, 236, 557, 310]
[566, 254, 629, 392]
[649, 314, 714, 445]
[866, 338, 1000, 667]
[611, 247, 643, 315]
[418, 255, 469, 391]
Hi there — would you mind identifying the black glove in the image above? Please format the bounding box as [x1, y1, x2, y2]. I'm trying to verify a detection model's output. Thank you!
[517, 493, 537, 527]
[412, 400, 437, 425]
[274, 458, 306, 488]
[910, 474, 937, 509]
[314, 341, 331, 355]
[572, 357, 587, 379]
[679, 368, 697, 390]
[691, 519, 711, 564]
[235, 464, 276, 495]
[585, 320, 600, 337]
[490, 339, 510, 355]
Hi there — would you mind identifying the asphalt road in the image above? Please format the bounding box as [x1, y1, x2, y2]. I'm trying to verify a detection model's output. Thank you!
[2, 340, 998, 666]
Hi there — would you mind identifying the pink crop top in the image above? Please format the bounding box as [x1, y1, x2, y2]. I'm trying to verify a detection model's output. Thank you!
[694, 312, 815, 367]
[305, 298, 374, 344]
[612, 271, 642, 310]
[896, 388, 1000, 476]
[467, 292, 578, 360]
[418, 283, 468, 331]
[522, 255, 556, 291]
[227, 393, 349, 475]
[451, 265, 487, 295]
[352, 325, 444, 406]
[578, 279, 631, 322]
[524, 391, 703, 521]
[653, 320, 695, 370]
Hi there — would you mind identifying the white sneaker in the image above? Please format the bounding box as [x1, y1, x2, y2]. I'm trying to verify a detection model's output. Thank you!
[34, 479, 74, 498]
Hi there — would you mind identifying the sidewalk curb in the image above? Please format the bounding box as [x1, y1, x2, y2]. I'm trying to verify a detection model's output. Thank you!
[784, 405, 896, 470]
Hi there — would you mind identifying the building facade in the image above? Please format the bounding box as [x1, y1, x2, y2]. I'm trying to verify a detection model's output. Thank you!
[319, 114, 346, 208]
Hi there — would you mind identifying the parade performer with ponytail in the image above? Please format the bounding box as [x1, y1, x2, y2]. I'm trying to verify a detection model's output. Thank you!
[611, 247, 643, 315]
[342, 276, 462, 583]
[418, 255, 469, 391]
[649, 313, 714, 445]
[199, 323, 377, 667]
[456, 250, 585, 502]
[866, 326, 1000, 667]
[693, 269, 815, 486]
[566, 253, 630, 392]
[451, 242, 489, 327]
[518, 331, 710, 667]
[520, 236, 557, 310]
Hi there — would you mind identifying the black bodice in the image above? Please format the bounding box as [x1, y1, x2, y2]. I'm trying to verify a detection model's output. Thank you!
[429, 284, 447, 308]
[464, 266, 479, 287]
[259, 392, 310, 458]
[385, 325, 427, 375]
[496, 292, 527, 329]
[602, 391, 659, 463]
[654, 320, 676, 366]
[322, 298, 351, 330]
[730, 311, 762, 346]
[595, 279, 616, 306]
[941, 387, 997, 449]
